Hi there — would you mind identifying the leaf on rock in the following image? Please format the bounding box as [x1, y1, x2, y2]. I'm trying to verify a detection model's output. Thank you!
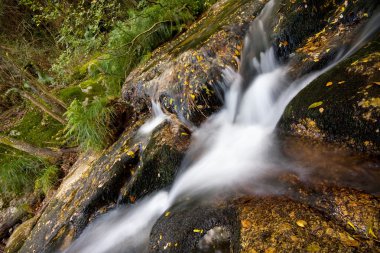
[296, 220, 307, 227]
[308, 101, 323, 109]
[368, 228, 377, 239]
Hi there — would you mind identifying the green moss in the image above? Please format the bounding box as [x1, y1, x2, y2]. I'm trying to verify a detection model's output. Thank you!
[170, 0, 249, 55]
[57, 86, 86, 104]
[11, 109, 63, 148]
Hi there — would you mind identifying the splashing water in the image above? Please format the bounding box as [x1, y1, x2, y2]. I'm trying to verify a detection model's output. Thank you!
[138, 100, 168, 136]
[66, 1, 380, 252]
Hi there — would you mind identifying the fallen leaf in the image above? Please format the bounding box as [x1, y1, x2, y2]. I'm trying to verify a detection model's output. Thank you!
[338, 81, 346, 84]
[127, 150, 135, 158]
[193, 229, 204, 233]
[129, 195, 136, 203]
[308, 101, 323, 109]
[319, 108, 324, 113]
[279, 41, 289, 47]
[347, 221, 356, 231]
[326, 81, 333, 87]
[265, 247, 276, 253]
[339, 233, 359, 247]
[296, 220, 308, 228]
[165, 211, 171, 217]
[241, 219, 252, 229]
[368, 228, 378, 239]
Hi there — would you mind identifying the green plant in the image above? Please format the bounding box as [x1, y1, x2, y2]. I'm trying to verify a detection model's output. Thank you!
[34, 165, 60, 195]
[80, 0, 216, 101]
[64, 97, 114, 151]
[0, 146, 44, 197]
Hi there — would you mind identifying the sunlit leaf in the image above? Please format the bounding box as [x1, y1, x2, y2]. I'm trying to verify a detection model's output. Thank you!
[296, 220, 307, 227]
[308, 101, 323, 109]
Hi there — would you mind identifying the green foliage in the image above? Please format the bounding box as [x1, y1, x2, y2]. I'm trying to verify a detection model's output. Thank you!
[77, 0, 216, 102]
[0, 145, 58, 198]
[34, 165, 60, 196]
[64, 97, 114, 151]
[19, 0, 130, 81]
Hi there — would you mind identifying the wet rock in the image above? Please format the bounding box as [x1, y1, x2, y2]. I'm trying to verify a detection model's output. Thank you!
[279, 38, 380, 154]
[149, 201, 240, 253]
[122, 0, 267, 126]
[120, 117, 191, 203]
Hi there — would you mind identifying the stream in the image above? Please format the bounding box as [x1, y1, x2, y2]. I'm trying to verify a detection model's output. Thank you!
[66, 1, 380, 252]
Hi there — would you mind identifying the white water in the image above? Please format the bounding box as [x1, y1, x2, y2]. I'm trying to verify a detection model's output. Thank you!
[66, 2, 380, 252]
[137, 100, 168, 136]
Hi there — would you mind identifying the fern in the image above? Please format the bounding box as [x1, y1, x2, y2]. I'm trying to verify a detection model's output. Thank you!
[34, 165, 60, 196]
[64, 97, 114, 151]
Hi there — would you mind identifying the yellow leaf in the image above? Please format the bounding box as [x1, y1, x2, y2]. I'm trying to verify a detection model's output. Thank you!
[165, 211, 171, 217]
[363, 13, 368, 17]
[190, 94, 196, 100]
[369, 228, 378, 239]
[308, 101, 323, 109]
[181, 132, 189, 136]
[347, 221, 356, 231]
[373, 81, 380, 85]
[338, 81, 346, 84]
[326, 48, 331, 53]
[127, 150, 135, 158]
[319, 107, 324, 113]
[279, 41, 289, 47]
[296, 220, 307, 227]
[193, 229, 203, 233]
[325, 81, 333, 87]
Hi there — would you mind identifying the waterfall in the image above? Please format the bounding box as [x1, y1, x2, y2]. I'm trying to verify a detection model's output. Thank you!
[66, 1, 380, 252]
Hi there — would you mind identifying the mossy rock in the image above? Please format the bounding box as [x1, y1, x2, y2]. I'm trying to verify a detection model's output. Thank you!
[122, 0, 267, 125]
[4, 216, 38, 253]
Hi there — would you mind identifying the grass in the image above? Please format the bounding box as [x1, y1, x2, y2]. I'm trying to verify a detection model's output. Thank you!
[0, 145, 59, 199]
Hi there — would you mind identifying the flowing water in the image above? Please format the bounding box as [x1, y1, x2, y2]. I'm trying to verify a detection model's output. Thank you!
[66, 1, 380, 252]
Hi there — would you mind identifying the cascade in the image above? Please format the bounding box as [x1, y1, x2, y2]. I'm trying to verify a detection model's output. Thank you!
[66, 1, 380, 252]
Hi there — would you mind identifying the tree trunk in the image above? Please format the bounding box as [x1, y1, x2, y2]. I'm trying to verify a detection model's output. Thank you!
[21, 91, 67, 124]
[0, 135, 62, 162]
